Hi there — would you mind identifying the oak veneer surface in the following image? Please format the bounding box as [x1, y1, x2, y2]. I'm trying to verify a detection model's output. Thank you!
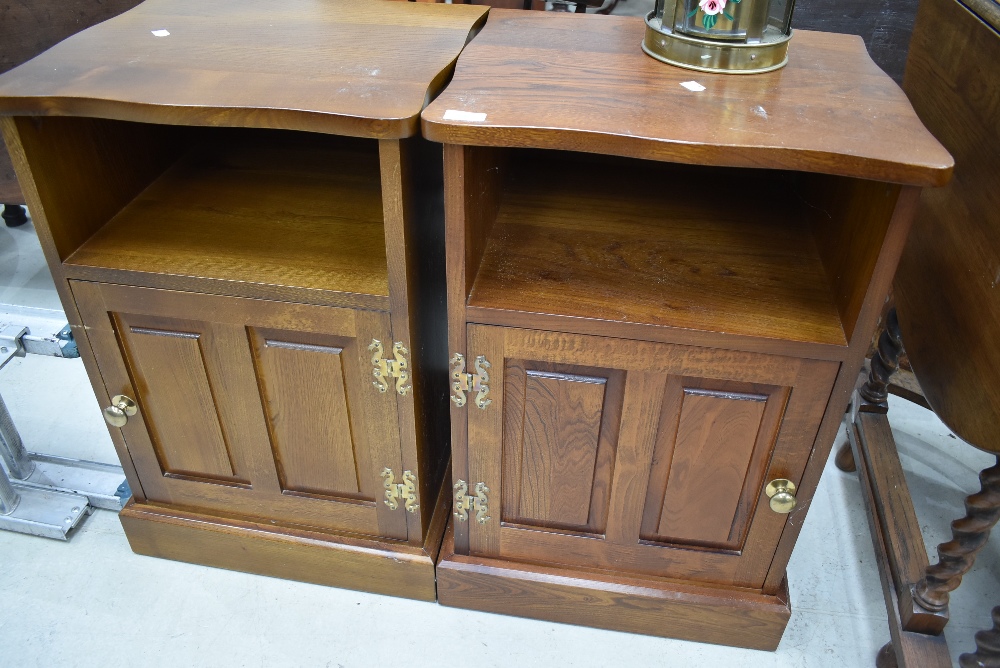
[0, 0, 489, 138]
[436, 519, 792, 650]
[65, 131, 390, 303]
[421, 11, 952, 187]
[467, 324, 838, 586]
[894, 0, 1000, 451]
[468, 152, 847, 349]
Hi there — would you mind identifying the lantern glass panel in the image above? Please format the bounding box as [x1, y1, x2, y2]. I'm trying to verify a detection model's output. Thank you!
[673, 0, 751, 41]
[767, 0, 795, 34]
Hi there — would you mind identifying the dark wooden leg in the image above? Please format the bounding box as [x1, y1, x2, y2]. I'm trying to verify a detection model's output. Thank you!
[840, 307, 902, 474]
[860, 307, 903, 407]
[960, 607, 1000, 668]
[836, 440, 857, 472]
[851, 384, 950, 666]
[914, 458, 1000, 611]
[877, 642, 899, 668]
[1, 204, 28, 227]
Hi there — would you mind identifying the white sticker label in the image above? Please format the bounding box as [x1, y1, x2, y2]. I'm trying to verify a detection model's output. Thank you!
[680, 81, 706, 92]
[151, 29, 170, 37]
[443, 109, 487, 122]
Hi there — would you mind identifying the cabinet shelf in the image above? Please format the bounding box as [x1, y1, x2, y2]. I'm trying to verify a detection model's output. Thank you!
[65, 130, 389, 307]
[467, 151, 847, 349]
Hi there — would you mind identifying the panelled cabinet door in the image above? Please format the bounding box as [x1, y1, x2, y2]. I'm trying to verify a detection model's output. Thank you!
[72, 281, 408, 540]
[464, 325, 838, 589]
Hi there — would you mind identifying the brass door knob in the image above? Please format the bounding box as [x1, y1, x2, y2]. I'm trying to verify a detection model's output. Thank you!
[103, 395, 137, 428]
[765, 478, 797, 514]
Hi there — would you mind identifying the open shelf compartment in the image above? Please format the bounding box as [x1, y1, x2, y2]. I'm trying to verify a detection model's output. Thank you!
[464, 149, 869, 352]
[20, 116, 389, 308]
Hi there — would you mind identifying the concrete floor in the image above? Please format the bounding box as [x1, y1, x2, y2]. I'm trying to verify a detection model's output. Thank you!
[1, 214, 998, 667]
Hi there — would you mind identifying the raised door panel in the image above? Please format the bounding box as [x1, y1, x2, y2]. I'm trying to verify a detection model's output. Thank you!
[116, 314, 244, 484]
[655, 390, 766, 545]
[502, 362, 623, 535]
[465, 325, 838, 588]
[640, 378, 787, 551]
[72, 281, 406, 540]
[249, 329, 373, 502]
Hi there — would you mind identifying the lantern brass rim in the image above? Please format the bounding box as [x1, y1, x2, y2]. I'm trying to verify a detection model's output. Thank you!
[642, 11, 791, 74]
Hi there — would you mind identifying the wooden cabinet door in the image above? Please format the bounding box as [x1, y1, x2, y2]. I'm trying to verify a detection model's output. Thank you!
[72, 281, 408, 540]
[464, 325, 838, 588]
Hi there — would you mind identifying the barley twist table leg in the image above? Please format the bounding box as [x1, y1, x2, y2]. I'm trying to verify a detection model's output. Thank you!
[960, 606, 1000, 668]
[915, 459, 1000, 611]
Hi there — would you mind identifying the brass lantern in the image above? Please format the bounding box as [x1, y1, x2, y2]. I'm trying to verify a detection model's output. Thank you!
[642, 0, 796, 73]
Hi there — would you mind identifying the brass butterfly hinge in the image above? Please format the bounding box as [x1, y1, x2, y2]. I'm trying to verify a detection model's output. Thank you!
[453, 479, 490, 524]
[450, 353, 491, 409]
[380, 467, 419, 513]
[369, 339, 411, 396]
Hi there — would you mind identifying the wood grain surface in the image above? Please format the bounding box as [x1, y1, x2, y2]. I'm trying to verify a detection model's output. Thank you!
[894, 0, 1000, 452]
[465, 324, 838, 588]
[120, 316, 244, 483]
[120, 467, 452, 602]
[803, 175, 902, 343]
[250, 331, 374, 501]
[849, 413, 953, 664]
[0, 0, 488, 139]
[444, 144, 506, 554]
[436, 518, 792, 650]
[655, 388, 767, 547]
[503, 362, 622, 534]
[65, 129, 391, 307]
[422, 11, 952, 187]
[72, 280, 410, 540]
[468, 151, 848, 350]
[855, 411, 950, 635]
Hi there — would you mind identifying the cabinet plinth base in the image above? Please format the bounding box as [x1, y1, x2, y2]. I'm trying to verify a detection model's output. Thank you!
[436, 518, 791, 650]
[118, 472, 451, 602]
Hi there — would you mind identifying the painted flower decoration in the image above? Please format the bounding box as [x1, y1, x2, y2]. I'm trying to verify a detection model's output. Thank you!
[699, 0, 725, 15]
[689, 0, 740, 30]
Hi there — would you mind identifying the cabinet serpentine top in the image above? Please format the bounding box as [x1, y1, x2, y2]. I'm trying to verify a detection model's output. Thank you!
[0, 0, 488, 139]
[422, 10, 953, 187]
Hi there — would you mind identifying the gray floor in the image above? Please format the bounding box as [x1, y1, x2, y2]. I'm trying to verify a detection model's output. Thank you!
[1, 214, 998, 667]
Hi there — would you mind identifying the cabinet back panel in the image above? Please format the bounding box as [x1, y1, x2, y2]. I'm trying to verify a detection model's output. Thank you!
[116, 314, 242, 484]
[250, 330, 373, 502]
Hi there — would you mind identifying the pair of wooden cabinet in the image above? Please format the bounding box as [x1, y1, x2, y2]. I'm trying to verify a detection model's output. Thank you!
[0, 0, 950, 650]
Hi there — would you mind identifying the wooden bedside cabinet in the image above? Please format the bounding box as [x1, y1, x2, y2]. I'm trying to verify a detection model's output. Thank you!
[0, 0, 488, 600]
[421, 10, 952, 647]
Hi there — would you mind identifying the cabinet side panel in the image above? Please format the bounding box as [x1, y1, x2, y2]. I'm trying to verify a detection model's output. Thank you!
[6, 116, 180, 261]
[116, 316, 241, 483]
[803, 175, 900, 341]
[250, 333, 370, 501]
[654, 390, 766, 546]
